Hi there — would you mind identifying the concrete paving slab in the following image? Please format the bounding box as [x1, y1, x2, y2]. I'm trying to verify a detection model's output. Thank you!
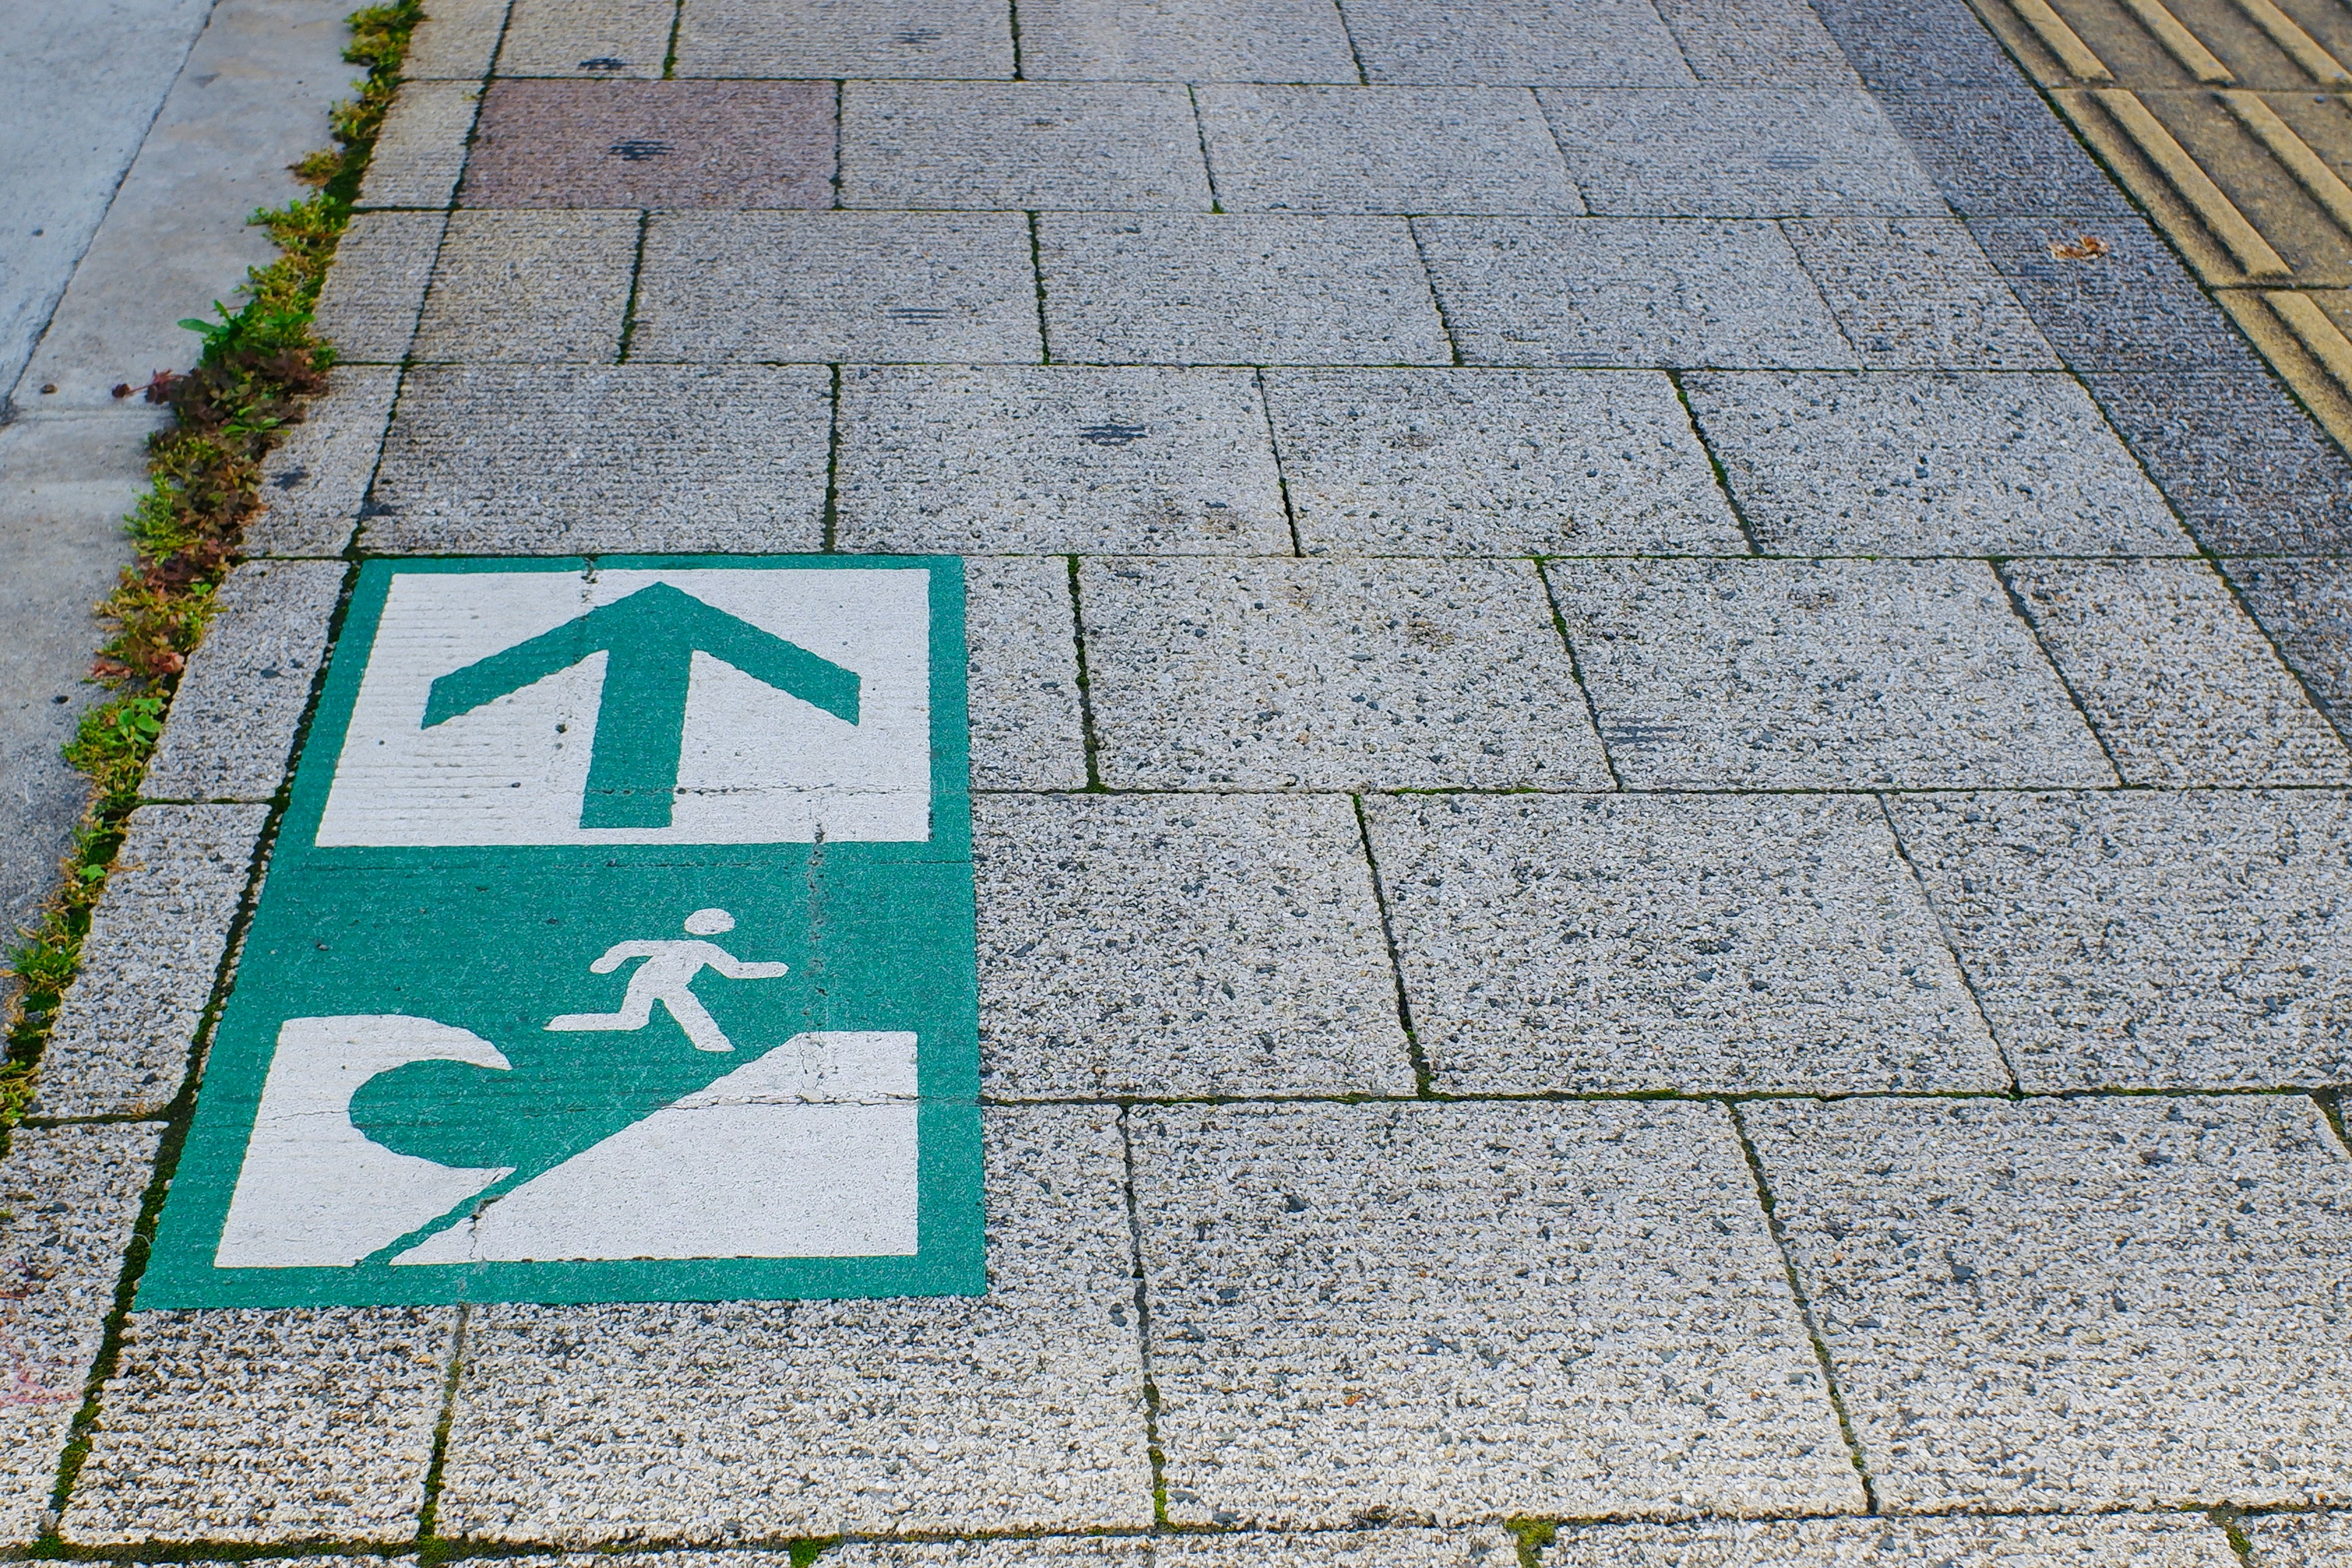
[364, 363, 831, 553]
[1784, 217, 2059, 369]
[674, 0, 1015, 79]
[411, 209, 638, 364]
[1551, 559, 2116, 790]
[1014, 0, 1359, 82]
[1649, 0, 1863, 85]
[61, 1307, 456, 1544]
[310, 210, 446, 364]
[1036, 215, 1450, 366]
[1877, 84, 2138, 219]
[497, 0, 674, 78]
[1967, 217, 2261, 375]
[835, 1545, 1150, 1567]
[247, 364, 399, 557]
[1365, 792, 2005, 1096]
[141, 559, 344, 802]
[1341, 0, 1697, 86]
[975, 793, 1411, 1098]
[1133, 1099, 1865, 1526]
[1807, 0, 2021, 88]
[1415, 217, 1861, 368]
[1195, 86, 1583, 215]
[1747, 1095, 2352, 1512]
[1160, 1532, 1519, 1567]
[1544, 1510, 2242, 1564]
[462, 80, 837, 210]
[834, 365, 1288, 555]
[433, 1107, 1153, 1542]
[1887, 790, 2352, 1091]
[841, 83, 1208, 213]
[356, 80, 480, 209]
[631, 212, 1042, 364]
[965, 556, 1089, 791]
[402, 0, 510, 80]
[2004, 559, 2352, 786]
[32, 804, 267, 1120]
[2245, 1514, 2352, 1567]
[1538, 90, 1941, 217]
[1679, 370, 2188, 556]
[2223, 557, 2352, 735]
[1079, 557, 1609, 789]
[0, 1123, 160, 1547]
[1264, 367, 1747, 555]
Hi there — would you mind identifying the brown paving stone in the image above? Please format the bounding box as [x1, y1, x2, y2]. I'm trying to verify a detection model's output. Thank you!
[461, 80, 837, 210]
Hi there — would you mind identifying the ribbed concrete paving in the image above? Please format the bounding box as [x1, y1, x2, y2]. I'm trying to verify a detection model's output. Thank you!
[14, 0, 2352, 1560]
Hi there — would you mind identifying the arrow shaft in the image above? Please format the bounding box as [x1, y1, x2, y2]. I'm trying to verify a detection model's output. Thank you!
[581, 637, 695, 829]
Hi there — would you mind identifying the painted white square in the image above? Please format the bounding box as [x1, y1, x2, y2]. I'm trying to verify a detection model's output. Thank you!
[318, 567, 933, 846]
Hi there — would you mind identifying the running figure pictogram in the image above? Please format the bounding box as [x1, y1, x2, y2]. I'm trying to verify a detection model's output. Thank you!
[545, 908, 786, 1053]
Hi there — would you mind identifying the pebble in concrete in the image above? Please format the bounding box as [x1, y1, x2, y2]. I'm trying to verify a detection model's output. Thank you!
[1679, 370, 2186, 556]
[434, 1109, 1152, 1542]
[141, 559, 344, 801]
[1551, 559, 2115, 789]
[976, 793, 1412, 1098]
[1649, 0, 1862, 85]
[410, 209, 638, 363]
[1080, 557, 1609, 789]
[355, 80, 478, 209]
[1036, 216, 1452, 366]
[1195, 86, 1585, 215]
[2244, 1514, 2352, 1567]
[2003, 559, 2352, 786]
[1543, 1514, 2242, 1566]
[1887, 790, 2352, 1090]
[1785, 218, 2058, 369]
[1747, 1095, 2352, 1512]
[2224, 558, 2352, 733]
[1415, 217, 1861, 367]
[497, 0, 675, 78]
[247, 364, 399, 556]
[963, 556, 1089, 791]
[462, 81, 837, 209]
[0, 1125, 160, 1547]
[674, 0, 1014, 78]
[1014, 0, 1359, 82]
[1365, 792, 2004, 1096]
[34, 805, 267, 1120]
[1264, 367, 1746, 555]
[62, 1308, 456, 1544]
[631, 212, 1043, 364]
[1342, 0, 1697, 85]
[833, 366, 1288, 554]
[1537, 90, 1941, 216]
[364, 363, 831, 554]
[309, 211, 444, 364]
[400, 0, 507, 80]
[1133, 1100, 1865, 1526]
[840, 83, 1210, 213]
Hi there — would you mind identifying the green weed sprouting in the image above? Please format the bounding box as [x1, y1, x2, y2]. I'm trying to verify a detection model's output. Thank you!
[1, 0, 423, 1122]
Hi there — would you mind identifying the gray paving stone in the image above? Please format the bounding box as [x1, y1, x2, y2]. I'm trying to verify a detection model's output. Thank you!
[1079, 557, 1608, 789]
[976, 793, 1410, 1099]
[2245, 1514, 2352, 1567]
[1808, 0, 2020, 87]
[0, 1124, 159, 1547]
[1747, 1095, 2352, 1512]
[2223, 557, 2352, 733]
[142, 560, 343, 802]
[675, 0, 1014, 79]
[1196, 86, 1583, 215]
[1968, 218, 2257, 375]
[62, 1308, 456, 1544]
[1266, 368, 1743, 555]
[1551, 559, 2114, 790]
[1415, 217, 1861, 368]
[965, 556, 1088, 792]
[834, 365, 1288, 554]
[34, 805, 268, 1120]
[2083, 369, 2352, 556]
[497, 0, 674, 78]
[631, 212, 1042, 365]
[1649, 0, 1862, 85]
[1886, 790, 2352, 1091]
[1015, 0, 1358, 82]
[1538, 90, 1940, 217]
[402, 0, 509, 80]
[1877, 85, 2137, 219]
[1680, 370, 2187, 556]
[1161, 1532, 1519, 1567]
[355, 80, 478, 210]
[2005, 560, 2352, 786]
[840, 83, 1208, 213]
[1342, 0, 1697, 85]
[310, 210, 445, 364]
[247, 364, 398, 556]
[434, 1107, 1153, 1541]
[1784, 218, 2057, 369]
[835, 1544, 1150, 1568]
[364, 363, 830, 553]
[410, 209, 638, 364]
[1036, 216, 1450, 366]
[461, 80, 838, 210]
[1544, 1509, 2242, 1564]
[1365, 792, 2003, 1096]
[1133, 1100, 1864, 1526]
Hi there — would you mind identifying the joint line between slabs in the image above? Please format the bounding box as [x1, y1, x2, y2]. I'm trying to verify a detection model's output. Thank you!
[661, 0, 685, 78]
[1251, 368, 1305, 556]
[1351, 793, 1433, 1098]
[1532, 559, 1624, 791]
[1065, 556, 1106, 790]
[1025, 212, 1054, 363]
[1006, 0, 1025, 80]
[1403, 219, 1464, 368]
[1666, 368, 1762, 557]
[820, 364, 844, 552]
[1871, 791, 2025, 1099]
[614, 209, 653, 363]
[1115, 1107, 1172, 1527]
[1330, 0, 1371, 85]
[1988, 558, 2129, 786]
[1186, 83, 1224, 213]
[416, 1302, 472, 1546]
